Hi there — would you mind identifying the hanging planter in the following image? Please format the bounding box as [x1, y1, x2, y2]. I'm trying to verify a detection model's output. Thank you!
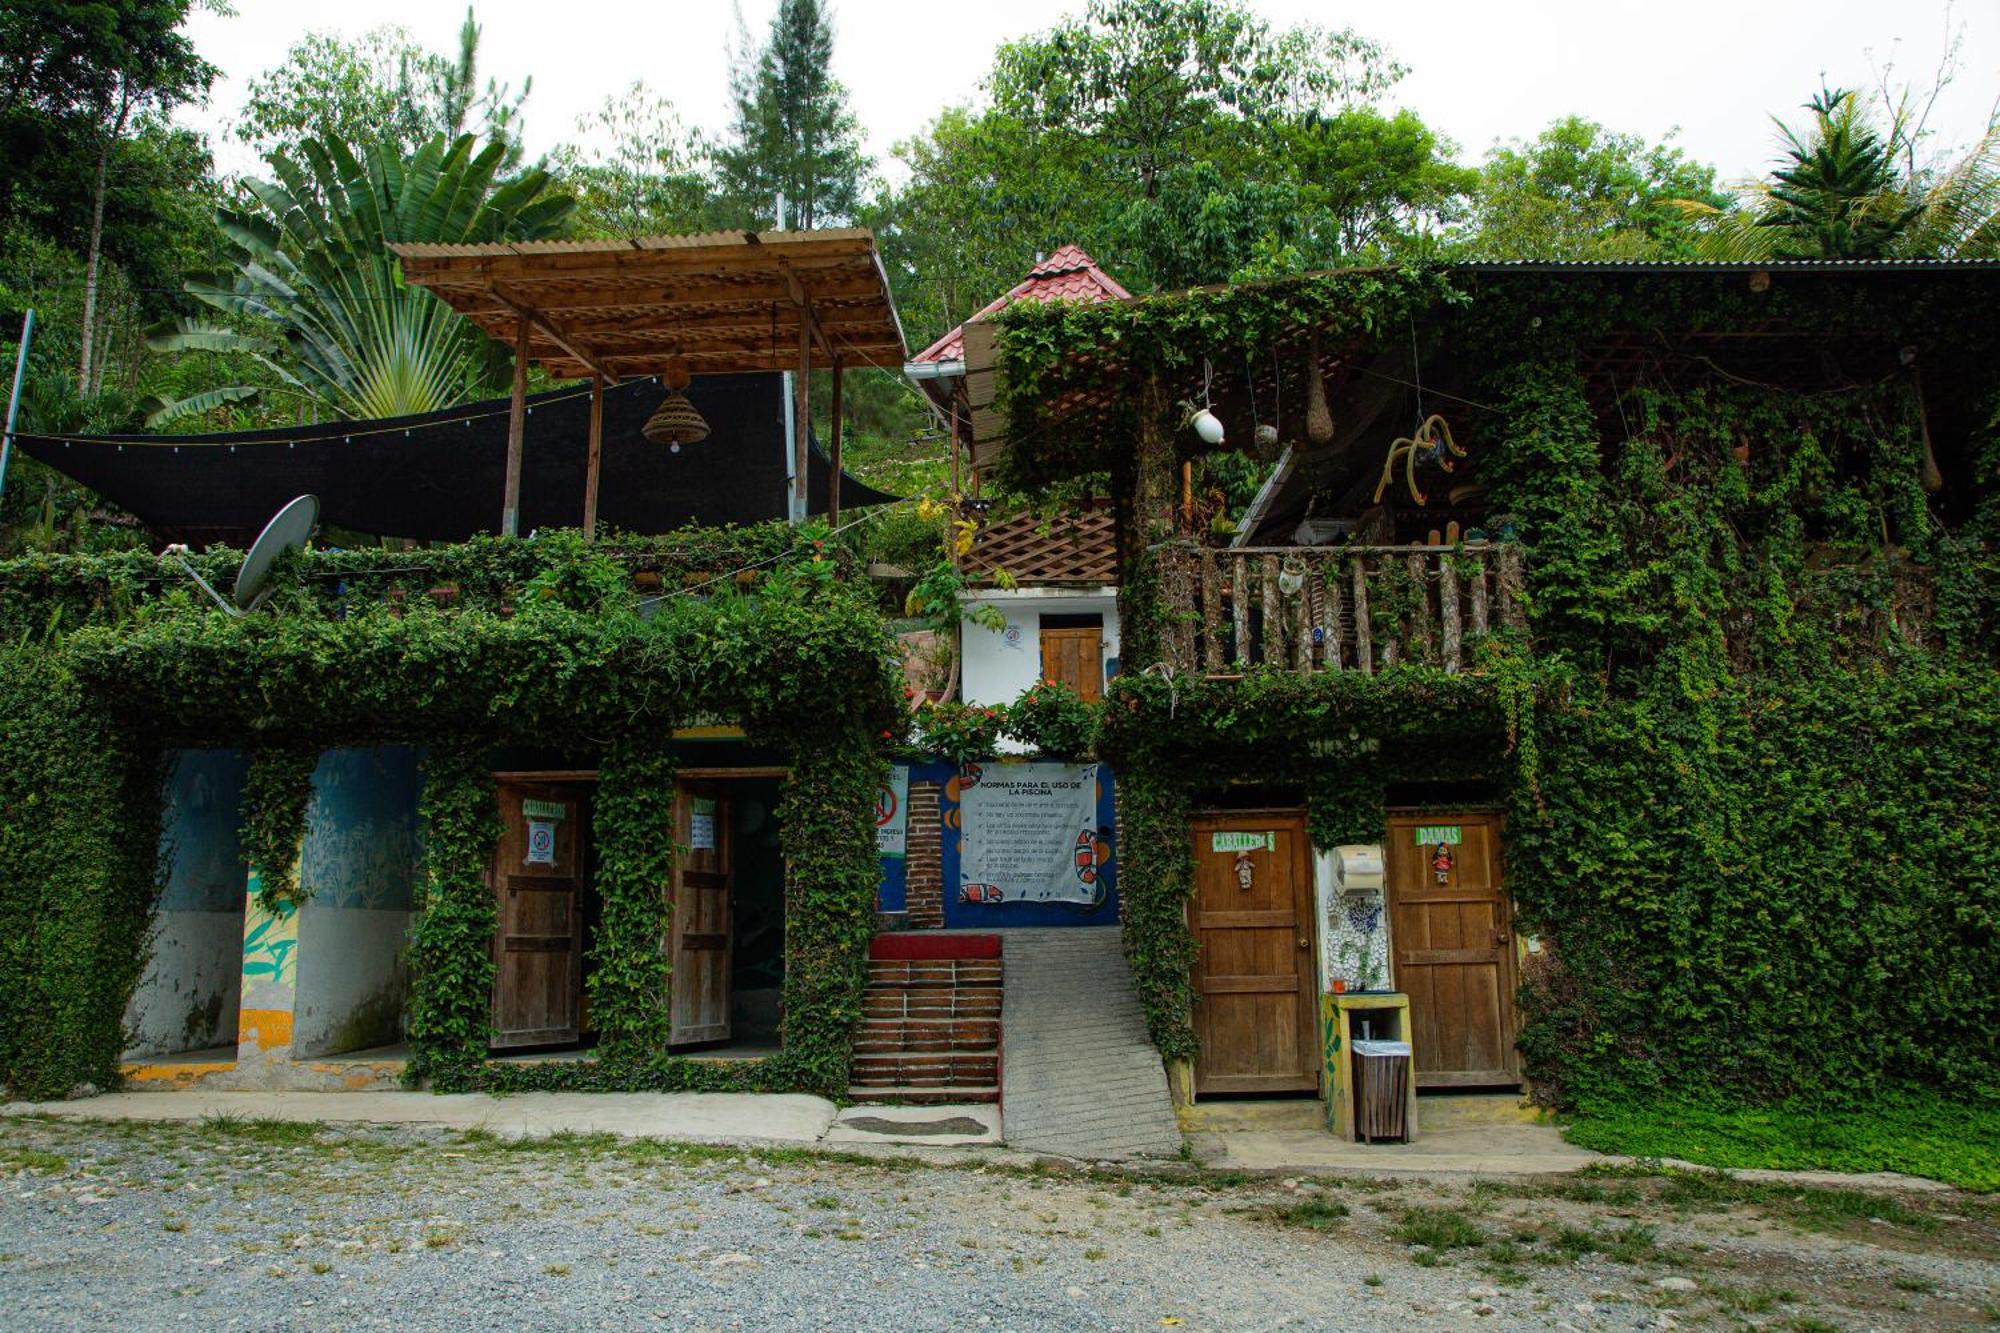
[1305, 328, 1335, 445]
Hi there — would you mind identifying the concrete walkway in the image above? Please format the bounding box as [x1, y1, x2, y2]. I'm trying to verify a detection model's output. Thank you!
[1184, 1097, 1601, 1176]
[998, 927, 1181, 1160]
[2, 1090, 1001, 1151]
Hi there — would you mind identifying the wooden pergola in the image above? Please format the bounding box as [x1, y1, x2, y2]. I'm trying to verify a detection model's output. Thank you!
[393, 228, 907, 538]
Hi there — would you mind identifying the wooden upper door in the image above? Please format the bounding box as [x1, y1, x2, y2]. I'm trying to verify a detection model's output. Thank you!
[1385, 813, 1519, 1087]
[489, 782, 588, 1049]
[670, 784, 733, 1046]
[1188, 811, 1319, 1095]
[1040, 624, 1104, 701]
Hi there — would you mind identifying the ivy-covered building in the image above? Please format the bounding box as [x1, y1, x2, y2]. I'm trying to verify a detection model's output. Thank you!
[980, 259, 2000, 1110]
[0, 229, 918, 1102]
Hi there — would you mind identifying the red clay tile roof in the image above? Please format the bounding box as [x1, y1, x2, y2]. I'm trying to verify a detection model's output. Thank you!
[911, 245, 1132, 366]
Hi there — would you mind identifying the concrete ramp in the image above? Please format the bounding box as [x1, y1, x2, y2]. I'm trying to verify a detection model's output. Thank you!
[998, 927, 1182, 1159]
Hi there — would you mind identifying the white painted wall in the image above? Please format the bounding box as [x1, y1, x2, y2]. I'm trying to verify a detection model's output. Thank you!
[960, 587, 1121, 724]
[293, 906, 412, 1057]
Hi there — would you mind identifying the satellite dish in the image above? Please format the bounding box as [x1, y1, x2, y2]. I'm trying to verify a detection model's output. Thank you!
[233, 494, 319, 611]
[165, 494, 319, 617]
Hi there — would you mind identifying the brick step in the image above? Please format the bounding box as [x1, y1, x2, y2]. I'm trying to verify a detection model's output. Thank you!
[846, 1084, 999, 1106]
[860, 992, 1001, 1020]
[864, 962, 1003, 988]
[849, 1053, 999, 1087]
[853, 1019, 999, 1055]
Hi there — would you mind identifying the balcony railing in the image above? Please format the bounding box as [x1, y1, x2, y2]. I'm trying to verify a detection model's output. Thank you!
[1158, 543, 1526, 676]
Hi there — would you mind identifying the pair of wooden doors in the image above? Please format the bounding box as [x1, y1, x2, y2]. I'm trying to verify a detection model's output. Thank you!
[1187, 809, 1518, 1094]
[487, 778, 734, 1051]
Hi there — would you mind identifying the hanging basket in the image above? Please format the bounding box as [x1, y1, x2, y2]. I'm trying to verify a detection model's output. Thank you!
[642, 391, 709, 447]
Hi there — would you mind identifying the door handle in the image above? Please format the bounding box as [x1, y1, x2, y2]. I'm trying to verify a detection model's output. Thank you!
[1298, 936, 1310, 949]
[1495, 930, 1511, 944]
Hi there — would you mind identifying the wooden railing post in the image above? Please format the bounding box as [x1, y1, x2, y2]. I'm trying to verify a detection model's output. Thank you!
[1405, 551, 1432, 665]
[1439, 558, 1462, 674]
[1261, 554, 1282, 667]
[1293, 580, 1312, 674]
[1469, 548, 1490, 637]
[1200, 550, 1222, 673]
[1498, 543, 1527, 631]
[1351, 555, 1373, 674]
[1324, 566, 1345, 671]
[1231, 554, 1250, 667]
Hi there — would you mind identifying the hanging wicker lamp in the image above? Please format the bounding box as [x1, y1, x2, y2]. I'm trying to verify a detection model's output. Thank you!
[642, 357, 708, 451]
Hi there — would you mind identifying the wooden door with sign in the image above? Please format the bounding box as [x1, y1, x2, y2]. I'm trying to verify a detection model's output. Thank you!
[671, 785, 732, 1045]
[1386, 814, 1519, 1087]
[1040, 624, 1104, 701]
[1188, 811, 1318, 1095]
[489, 782, 587, 1049]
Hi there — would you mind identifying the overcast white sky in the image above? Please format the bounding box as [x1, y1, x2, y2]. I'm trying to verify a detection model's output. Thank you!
[179, 0, 1999, 188]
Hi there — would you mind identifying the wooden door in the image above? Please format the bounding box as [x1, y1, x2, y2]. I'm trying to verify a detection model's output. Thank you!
[1385, 813, 1519, 1087]
[489, 782, 587, 1049]
[670, 784, 733, 1046]
[1040, 625, 1104, 701]
[1188, 811, 1318, 1095]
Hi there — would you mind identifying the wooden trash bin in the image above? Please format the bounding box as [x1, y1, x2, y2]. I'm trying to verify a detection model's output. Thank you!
[1350, 1039, 1412, 1143]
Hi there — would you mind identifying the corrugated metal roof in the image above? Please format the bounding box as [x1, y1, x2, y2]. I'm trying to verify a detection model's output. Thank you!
[1457, 258, 2000, 274]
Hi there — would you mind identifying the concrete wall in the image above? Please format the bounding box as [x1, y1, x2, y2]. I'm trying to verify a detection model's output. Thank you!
[960, 588, 1120, 736]
[292, 746, 423, 1057]
[125, 750, 250, 1057]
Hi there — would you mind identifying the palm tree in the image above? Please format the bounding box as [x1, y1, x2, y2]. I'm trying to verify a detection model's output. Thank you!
[148, 133, 573, 425]
[1683, 88, 2000, 261]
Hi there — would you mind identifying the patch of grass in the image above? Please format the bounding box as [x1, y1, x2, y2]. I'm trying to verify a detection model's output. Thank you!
[196, 1114, 325, 1146]
[423, 1230, 456, 1249]
[543, 1263, 569, 1276]
[1083, 1247, 1106, 1260]
[0, 1147, 67, 1172]
[809, 1195, 840, 1210]
[1393, 1207, 1486, 1251]
[1599, 1222, 1659, 1263]
[310, 1261, 332, 1275]
[1707, 1283, 1794, 1314]
[1362, 1273, 1383, 1287]
[1266, 1197, 1350, 1233]
[1891, 1274, 1937, 1294]
[1562, 1094, 2000, 1192]
[162, 1218, 187, 1233]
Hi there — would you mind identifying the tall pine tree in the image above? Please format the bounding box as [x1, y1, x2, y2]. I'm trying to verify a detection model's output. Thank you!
[717, 0, 866, 229]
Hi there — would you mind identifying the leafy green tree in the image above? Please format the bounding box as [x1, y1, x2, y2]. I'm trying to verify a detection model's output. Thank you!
[149, 134, 574, 424]
[551, 83, 720, 238]
[716, 0, 867, 229]
[0, 0, 216, 393]
[234, 8, 529, 168]
[989, 0, 1401, 200]
[1688, 88, 1999, 260]
[1468, 117, 1725, 259]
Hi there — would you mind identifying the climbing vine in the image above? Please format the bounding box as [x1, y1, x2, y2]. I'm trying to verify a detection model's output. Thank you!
[1004, 266, 2000, 1108]
[0, 521, 902, 1099]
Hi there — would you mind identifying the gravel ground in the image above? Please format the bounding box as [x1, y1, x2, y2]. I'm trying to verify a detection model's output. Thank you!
[0, 1115, 1994, 1331]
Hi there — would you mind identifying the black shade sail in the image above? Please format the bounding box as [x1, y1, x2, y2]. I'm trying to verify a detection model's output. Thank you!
[15, 374, 897, 548]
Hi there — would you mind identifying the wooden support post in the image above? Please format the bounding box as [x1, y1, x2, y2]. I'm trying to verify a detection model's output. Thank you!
[1261, 554, 1282, 667]
[1231, 553, 1250, 666]
[1351, 556, 1373, 675]
[1325, 568, 1345, 671]
[827, 362, 844, 525]
[1439, 559, 1462, 674]
[1200, 550, 1221, 673]
[502, 312, 529, 537]
[792, 315, 813, 523]
[1470, 551, 1490, 636]
[582, 374, 604, 541]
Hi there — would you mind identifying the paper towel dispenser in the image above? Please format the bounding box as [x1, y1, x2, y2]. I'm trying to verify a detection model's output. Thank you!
[1333, 843, 1385, 893]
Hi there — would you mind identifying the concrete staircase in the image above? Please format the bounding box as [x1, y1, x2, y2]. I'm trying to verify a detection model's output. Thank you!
[849, 951, 1002, 1104]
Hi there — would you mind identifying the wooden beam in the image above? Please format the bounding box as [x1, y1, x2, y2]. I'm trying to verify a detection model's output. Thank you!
[793, 317, 812, 523]
[488, 284, 621, 385]
[503, 313, 529, 537]
[583, 374, 604, 541]
[828, 362, 844, 525]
